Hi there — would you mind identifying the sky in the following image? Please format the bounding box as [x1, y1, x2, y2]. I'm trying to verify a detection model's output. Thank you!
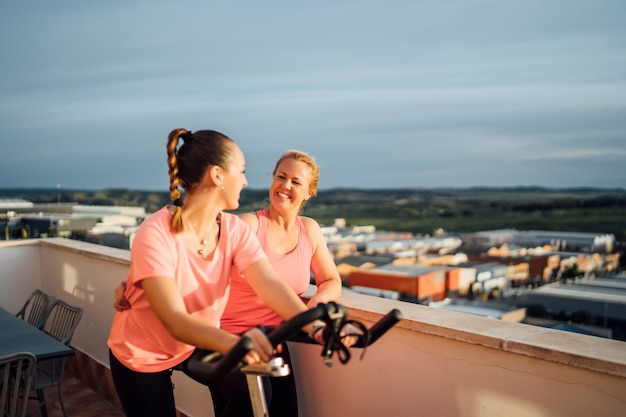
[1, 0, 625, 192]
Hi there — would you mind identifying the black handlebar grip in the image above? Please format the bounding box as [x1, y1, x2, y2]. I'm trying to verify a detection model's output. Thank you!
[183, 336, 254, 385]
[266, 304, 329, 346]
[356, 308, 403, 347]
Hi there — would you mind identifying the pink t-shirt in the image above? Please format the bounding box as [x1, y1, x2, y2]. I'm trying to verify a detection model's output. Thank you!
[220, 209, 313, 334]
[107, 207, 266, 372]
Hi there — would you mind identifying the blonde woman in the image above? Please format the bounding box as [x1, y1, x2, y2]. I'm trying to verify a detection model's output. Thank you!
[214, 150, 342, 416]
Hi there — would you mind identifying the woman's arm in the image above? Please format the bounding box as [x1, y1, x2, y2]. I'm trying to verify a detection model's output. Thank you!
[244, 259, 359, 346]
[302, 217, 343, 307]
[141, 276, 273, 363]
[241, 258, 320, 334]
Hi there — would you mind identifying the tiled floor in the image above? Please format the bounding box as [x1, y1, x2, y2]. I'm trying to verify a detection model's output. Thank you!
[26, 371, 125, 417]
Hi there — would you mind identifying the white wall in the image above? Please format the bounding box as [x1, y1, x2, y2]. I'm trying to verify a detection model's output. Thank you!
[2, 238, 626, 417]
[0, 240, 42, 312]
[3, 239, 215, 416]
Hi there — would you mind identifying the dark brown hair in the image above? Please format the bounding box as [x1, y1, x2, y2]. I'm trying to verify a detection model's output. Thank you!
[166, 128, 235, 232]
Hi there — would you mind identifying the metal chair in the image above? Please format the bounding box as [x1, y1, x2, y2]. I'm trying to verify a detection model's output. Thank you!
[26, 299, 83, 417]
[15, 290, 56, 330]
[1, 352, 37, 417]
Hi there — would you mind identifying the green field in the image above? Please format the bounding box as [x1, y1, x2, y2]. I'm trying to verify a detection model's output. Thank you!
[298, 187, 626, 240]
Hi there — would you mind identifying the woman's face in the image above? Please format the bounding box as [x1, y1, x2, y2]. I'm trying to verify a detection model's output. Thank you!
[269, 158, 312, 211]
[221, 144, 248, 210]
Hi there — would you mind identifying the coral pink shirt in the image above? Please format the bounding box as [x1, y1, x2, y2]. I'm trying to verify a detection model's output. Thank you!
[107, 207, 266, 372]
[220, 209, 313, 334]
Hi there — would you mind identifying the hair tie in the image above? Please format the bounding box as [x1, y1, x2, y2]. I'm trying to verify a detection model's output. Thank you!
[181, 130, 193, 142]
[173, 198, 183, 207]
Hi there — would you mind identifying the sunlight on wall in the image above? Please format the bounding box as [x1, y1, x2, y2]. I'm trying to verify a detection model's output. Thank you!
[457, 389, 548, 417]
[62, 263, 80, 299]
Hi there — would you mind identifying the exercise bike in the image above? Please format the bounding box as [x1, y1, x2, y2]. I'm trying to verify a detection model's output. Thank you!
[183, 302, 402, 417]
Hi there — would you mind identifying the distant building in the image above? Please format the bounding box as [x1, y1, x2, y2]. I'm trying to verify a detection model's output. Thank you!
[457, 261, 508, 296]
[19, 214, 98, 239]
[0, 198, 34, 209]
[467, 252, 560, 284]
[461, 229, 615, 254]
[520, 275, 626, 341]
[1, 200, 145, 247]
[429, 299, 527, 323]
[349, 264, 461, 304]
[348, 286, 399, 300]
[514, 230, 615, 253]
[335, 254, 394, 286]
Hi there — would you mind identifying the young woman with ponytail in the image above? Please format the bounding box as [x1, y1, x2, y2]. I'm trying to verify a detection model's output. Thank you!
[107, 128, 326, 417]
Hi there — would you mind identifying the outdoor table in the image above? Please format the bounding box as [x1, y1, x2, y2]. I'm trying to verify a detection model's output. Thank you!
[0, 306, 74, 360]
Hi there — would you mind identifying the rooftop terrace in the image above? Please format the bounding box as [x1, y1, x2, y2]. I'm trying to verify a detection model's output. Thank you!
[1, 238, 625, 417]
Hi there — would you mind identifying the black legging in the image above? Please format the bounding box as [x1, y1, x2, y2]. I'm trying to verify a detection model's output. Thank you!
[207, 343, 298, 417]
[110, 344, 299, 417]
[109, 350, 178, 417]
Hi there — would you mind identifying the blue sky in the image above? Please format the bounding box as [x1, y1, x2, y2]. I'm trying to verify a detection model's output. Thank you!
[1, 1, 625, 191]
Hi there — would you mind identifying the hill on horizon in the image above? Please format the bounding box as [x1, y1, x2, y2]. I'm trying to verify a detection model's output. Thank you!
[1, 186, 625, 239]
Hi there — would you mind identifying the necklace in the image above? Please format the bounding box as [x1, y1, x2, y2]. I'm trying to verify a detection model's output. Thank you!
[185, 214, 219, 258]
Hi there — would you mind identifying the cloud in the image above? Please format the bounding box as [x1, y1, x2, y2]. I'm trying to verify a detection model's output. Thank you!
[1, 0, 625, 190]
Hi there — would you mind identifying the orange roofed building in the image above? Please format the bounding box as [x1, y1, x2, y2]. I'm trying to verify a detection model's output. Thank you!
[349, 264, 461, 303]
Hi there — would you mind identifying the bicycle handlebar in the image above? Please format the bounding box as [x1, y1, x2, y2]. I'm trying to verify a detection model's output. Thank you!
[266, 302, 346, 346]
[358, 308, 403, 347]
[183, 336, 254, 385]
[182, 302, 402, 385]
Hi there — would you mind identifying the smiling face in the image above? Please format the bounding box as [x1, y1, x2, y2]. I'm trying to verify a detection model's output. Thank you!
[269, 157, 312, 212]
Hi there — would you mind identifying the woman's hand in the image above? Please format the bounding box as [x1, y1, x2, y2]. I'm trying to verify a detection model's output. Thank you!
[338, 323, 362, 347]
[241, 327, 274, 364]
[309, 321, 362, 348]
[113, 281, 130, 311]
[305, 293, 328, 309]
